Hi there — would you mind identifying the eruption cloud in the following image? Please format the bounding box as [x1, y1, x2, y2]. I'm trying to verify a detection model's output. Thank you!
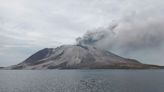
[76, 16, 164, 65]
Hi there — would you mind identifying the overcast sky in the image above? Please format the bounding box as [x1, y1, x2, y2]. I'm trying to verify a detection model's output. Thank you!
[0, 0, 164, 66]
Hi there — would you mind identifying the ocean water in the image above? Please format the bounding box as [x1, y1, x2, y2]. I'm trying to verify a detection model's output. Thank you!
[0, 70, 164, 92]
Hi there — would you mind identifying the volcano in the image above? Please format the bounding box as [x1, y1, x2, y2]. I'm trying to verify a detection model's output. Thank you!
[8, 45, 163, 69]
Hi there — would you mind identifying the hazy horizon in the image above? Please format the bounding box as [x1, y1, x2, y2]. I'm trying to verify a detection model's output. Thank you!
[0, 0, 164, 66]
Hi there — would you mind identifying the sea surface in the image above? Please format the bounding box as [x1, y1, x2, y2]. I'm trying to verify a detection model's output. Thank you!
[0, 70, 164, 92]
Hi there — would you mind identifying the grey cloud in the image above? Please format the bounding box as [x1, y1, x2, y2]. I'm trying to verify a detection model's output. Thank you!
[77, 16, 164, 65]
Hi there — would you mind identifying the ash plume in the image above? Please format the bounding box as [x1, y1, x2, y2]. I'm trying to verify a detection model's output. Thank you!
[76, 17, 164, 65]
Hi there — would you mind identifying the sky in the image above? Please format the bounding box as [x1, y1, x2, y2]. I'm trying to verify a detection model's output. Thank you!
[0, 0, 164, 66]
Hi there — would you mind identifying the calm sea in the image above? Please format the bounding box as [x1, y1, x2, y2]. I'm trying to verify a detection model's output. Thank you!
[0, 70, 164, 92]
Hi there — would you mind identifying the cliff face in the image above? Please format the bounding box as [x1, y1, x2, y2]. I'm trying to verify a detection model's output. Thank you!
[8, 45, 162, 69]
